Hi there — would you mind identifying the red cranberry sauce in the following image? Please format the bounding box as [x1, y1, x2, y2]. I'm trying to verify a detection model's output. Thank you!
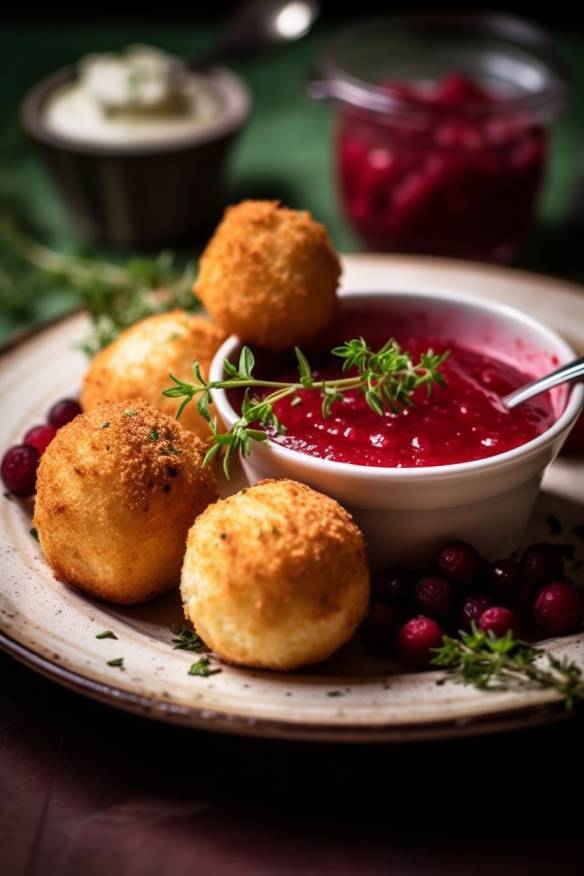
[261, 337, 553, 468]
[337, 72, 546, 260]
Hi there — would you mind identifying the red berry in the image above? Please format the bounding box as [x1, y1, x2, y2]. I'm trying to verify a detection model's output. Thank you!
[562, 411, 584, 455]
[488, 558, 521, 603]
[479, 606, 516, 637]
[24, 424, 57, 456]
[398, 616, 444, 669]
[1, 444, 40, 497]
[533, 582, 583, 636]
[48, 398, 82, 429]
[460, 595, 493, 630]
[359, 603, 403, 656]
[414, 576, 453, 622]
[436, 541, 481, 587]
[373, 567, 412, 606]
[521, 543, 564, 592]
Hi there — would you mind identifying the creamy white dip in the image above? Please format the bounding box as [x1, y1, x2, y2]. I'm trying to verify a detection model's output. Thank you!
[43, 45, 223, 146]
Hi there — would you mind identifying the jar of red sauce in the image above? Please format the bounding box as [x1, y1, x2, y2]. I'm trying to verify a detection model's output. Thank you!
[309, 13, 568, 262]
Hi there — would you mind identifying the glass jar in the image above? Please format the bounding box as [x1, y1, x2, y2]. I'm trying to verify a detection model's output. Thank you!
[309, 13, 568, 262]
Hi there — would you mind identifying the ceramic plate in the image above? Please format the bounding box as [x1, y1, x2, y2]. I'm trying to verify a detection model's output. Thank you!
[2, 254, 584, 742]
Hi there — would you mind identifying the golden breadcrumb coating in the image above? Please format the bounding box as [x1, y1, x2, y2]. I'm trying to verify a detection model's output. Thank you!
[194, 200, 341, 352]
[34, 400, 217, 604]
[181, 479, 369, 670]
[81, 310, 226, 439]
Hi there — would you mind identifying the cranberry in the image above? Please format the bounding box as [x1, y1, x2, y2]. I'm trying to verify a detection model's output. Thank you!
[460, 595, 493, 630]
[533, 582, 583, 636]
[436, 541, 481, 588]
[359, 603, 403, 656]
[488, 558, 521, 603]
[48, 398, 82, 429]
[562, 411, 584, 455]
[521, 542, 564, 592]
[414, 577, 453, 622]
[434, 72, 492, 107]
[1, 445, 40, 497]
[24, 424, 57, 456]
[398, 616, 444, 669]
[479, 606, 516, 637]
[373, 566, 413, 606]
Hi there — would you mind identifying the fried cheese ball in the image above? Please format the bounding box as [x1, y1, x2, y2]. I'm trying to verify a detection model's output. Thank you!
[34, 400, 217, 604]
[181, 479, 369, 670]
[194, 200, 342, 351]
[81, 310, 226, 439]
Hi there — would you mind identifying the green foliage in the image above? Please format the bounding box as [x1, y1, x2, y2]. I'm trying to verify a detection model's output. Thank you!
[0, 203, 198, 354]
[432, 624, 584, 710]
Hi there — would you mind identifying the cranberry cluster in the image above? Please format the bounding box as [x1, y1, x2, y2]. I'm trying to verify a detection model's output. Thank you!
[337, 72, 546, 261]
[1, 399, 81, 497]
[361, 540, 584, 670]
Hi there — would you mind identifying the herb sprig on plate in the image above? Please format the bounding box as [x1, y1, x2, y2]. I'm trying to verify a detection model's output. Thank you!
[432, 625, 584, 710]
[0, 205, 197, 355]
[164, 338, 449, 477]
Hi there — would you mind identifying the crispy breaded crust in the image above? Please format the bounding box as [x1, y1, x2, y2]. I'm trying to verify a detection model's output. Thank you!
[34, 400, 218, 604]
[181, 478, 369, 670]
[81, 310, 226, 438]
[195, 201, 341, 352]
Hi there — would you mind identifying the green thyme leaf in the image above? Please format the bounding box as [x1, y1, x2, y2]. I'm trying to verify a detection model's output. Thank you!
[295, 346, 313, 387]
[96, 630, 117, 640]
[171, 627, 205, 652]
[188, 657, 222, 677]
[107, 657, 124, 668]
[29, 527, 39, 541]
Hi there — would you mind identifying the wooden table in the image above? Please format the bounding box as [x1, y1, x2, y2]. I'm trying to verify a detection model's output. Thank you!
[2, 648, 583, 876]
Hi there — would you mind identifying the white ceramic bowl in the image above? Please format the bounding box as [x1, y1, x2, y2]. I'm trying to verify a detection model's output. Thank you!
[210, 290, 584, 570]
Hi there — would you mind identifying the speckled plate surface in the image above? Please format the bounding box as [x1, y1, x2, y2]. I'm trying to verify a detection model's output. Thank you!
[2, 254, 584, 742]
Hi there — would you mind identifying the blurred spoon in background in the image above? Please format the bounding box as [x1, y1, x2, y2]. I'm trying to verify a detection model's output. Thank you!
[192, 0, 320, 70]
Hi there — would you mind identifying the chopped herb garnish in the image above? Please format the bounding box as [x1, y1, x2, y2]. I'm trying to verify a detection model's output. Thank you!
[171, 627, 204, 652]
[432, 625, 584, 710]
[163, 444, 181, 456]
[188, 657, 222, 677]
[164, 338, 449, 477]
[149, 429, 160, 442]
[96, 630, 117, 640]
[107, 657, 124, 668]
[101, 421, 110, 429]
[547, 513, 563, 535]
[326, 690, 343, 697]
[29, 527, 39, 541]
[124, 408, 137, 417]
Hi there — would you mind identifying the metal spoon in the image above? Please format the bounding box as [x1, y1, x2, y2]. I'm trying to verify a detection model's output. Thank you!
[192, 0, 320, 70]
[503, 355, 584, 410]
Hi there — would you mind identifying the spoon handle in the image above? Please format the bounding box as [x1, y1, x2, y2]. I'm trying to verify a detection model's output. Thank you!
[502, 355, 584, 410]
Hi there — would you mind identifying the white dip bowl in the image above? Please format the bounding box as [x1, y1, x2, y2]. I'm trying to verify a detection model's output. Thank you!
[210, 290, 584, 570]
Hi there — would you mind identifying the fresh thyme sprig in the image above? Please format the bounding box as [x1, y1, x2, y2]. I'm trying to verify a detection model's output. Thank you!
[0, 204, 197, 354]
[163, 338, 449, 477]
[432, 625, 584, 710]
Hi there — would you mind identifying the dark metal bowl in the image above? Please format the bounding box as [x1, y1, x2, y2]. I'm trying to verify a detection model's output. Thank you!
[22, 66, 251, 246]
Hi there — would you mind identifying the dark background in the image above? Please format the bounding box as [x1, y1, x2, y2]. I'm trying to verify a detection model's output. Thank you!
[3, 6, 584, 874]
